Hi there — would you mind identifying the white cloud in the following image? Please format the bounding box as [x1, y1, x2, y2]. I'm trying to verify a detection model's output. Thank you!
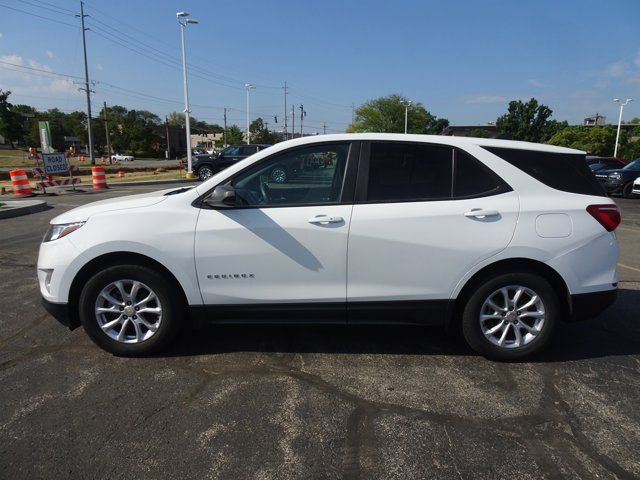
[462, 95, 508, 104]
[46, 50, 55, 59]
[527, 79, 547, 88]
[0, 54, 78, 97]
[96, 63, 103, 71]
[605, 61, 626, 78]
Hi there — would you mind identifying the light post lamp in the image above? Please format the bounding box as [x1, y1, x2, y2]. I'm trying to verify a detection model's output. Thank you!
[177, 11, 198, 178]
[401, 101, 412, 134]
[613, 98, 633, 158]
[245, 83, 255, 144]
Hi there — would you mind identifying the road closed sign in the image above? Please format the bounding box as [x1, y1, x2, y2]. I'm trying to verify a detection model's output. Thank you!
[42, 153, 69, 175]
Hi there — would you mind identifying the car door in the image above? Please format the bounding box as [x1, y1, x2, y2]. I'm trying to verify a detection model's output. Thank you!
[347, 141, 519, 324]
[194, 141, 359, 322]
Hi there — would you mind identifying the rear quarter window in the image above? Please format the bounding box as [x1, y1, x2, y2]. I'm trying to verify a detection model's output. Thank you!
[484, 147, 606, 197]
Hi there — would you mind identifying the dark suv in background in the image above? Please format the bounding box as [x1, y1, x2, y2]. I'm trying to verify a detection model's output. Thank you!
[586, 156, 627, 172]
[594, 158, 640, 198]
[193, 144, 271, 181]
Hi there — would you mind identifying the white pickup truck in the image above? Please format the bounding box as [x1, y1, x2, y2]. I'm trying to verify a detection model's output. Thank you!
[111, 153, 135, 162]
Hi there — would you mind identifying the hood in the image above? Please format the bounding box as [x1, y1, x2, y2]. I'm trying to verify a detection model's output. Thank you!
[50, 187, 179, 224]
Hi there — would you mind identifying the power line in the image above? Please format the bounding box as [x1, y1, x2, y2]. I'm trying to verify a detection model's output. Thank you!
[17, 0, 75, 17]
[0, 2, 77, 27]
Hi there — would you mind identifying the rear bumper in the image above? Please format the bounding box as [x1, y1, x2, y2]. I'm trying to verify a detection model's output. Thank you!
[568, 288, 617, 322]
[41, 297, 79, 330]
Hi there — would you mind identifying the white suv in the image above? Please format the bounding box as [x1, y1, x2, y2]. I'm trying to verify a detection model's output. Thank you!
[38, 134, 620, 360]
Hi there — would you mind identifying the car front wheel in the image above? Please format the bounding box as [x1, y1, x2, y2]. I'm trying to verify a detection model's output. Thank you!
[197, 165, 215, 181]
[461, 272, 559, 360]
[79, 265, 182, 356]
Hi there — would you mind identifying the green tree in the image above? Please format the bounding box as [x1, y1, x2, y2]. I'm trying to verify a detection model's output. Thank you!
[347, 94, 448, 134]
[546, 125, 620, 156]
[223, 125, 245, 145]
[496, 98, 566, 143]
[249, 117, 281, 144]
[0, 90, 23, 147]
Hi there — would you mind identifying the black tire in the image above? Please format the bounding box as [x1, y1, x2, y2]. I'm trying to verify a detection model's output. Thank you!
[79, 265, 183, 356]
[622, 182, 635, 199]
[197, 165, 215, 181]
[461, 272, 559, 360]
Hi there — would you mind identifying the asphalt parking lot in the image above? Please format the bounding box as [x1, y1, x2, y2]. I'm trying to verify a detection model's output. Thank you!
[1, 183, 639, 479]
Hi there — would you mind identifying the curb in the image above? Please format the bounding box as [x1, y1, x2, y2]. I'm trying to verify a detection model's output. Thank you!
[0, 200, 48, 219]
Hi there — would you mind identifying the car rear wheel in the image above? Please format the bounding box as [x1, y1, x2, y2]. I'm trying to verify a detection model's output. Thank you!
[79, 265, 182, 356]
[461, 273, 559, 360]
[623, 182, 635, 199]
[197, 165, 214, 181]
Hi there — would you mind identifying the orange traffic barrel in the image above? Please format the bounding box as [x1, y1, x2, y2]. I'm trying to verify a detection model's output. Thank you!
[9, 169, 34, 197]
[118, 170, 125, 178]
[91, 166, 107, 189]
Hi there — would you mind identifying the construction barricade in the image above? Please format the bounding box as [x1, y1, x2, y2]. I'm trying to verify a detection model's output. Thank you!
[9, 169, 34, 197]
[92, 166, 107, 189]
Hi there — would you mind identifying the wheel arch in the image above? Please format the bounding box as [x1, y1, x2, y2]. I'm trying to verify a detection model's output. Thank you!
[67, 251, 190, 329]
[448, 257, 570, 332]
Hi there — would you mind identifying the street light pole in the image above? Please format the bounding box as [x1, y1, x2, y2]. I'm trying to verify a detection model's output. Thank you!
[402, 101, 412, 134]
[245, 83, 255, 144]
[177, 11, 198, 178]
[613, 98, 633, 158]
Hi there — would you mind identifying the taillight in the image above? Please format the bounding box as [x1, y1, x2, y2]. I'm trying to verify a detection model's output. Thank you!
[586, 204, 621, 232]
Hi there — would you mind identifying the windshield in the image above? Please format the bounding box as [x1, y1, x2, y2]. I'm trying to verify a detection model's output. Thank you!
[622, 159, 640, 170]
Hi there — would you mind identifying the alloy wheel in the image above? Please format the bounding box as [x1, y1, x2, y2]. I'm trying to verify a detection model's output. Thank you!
[94, 279, 162, 344]
[479, 285, 545, 349]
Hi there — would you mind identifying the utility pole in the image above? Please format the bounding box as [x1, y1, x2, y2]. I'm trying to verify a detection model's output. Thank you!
[77, 1, 95, 164]
[165, 116, 171, 159]
[323, 121, 326, 135]
[300, 104, 305, 137]
[351, 103, 355, 124]
[103, 101, 112, 163]
[283, 81, 288, 140]
[401, 100, 412, 134]
[291, 104, 295, 139]
[223, 108, 228, 148]
[245, 83, 255, 144]
[613, 98, 633, 158]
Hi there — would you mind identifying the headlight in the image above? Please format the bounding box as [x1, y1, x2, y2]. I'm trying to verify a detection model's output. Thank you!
[43, 222, 85, 242]
[609, 173, 621, 179]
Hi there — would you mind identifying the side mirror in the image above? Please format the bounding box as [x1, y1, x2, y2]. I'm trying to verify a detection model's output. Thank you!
[202, 185, 236, 209]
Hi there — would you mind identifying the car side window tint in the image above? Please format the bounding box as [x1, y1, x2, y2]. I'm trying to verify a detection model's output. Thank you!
[231, 143, 350, 207]
[366, 142, 453, 202]
[239, 146, 256, 156]
[453, 150, 508, 198]
[225, 147, 240, 156]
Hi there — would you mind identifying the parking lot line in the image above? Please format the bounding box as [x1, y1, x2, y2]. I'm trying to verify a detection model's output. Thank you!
[618, 262, 640, 273]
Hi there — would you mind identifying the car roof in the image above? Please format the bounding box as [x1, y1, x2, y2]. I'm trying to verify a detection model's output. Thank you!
[274, 133, 585, 155]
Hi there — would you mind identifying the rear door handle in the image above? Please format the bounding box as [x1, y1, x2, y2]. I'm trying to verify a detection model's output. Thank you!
[308, 215, 344, 224]
[464, 209, 499, 218]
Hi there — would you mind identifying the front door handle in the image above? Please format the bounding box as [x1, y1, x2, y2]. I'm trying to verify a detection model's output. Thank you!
[464, 209, 499, 218]
[308, 215, 344, 225]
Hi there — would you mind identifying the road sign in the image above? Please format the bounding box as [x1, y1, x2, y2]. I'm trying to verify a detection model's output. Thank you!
[42, 153, 69, 175]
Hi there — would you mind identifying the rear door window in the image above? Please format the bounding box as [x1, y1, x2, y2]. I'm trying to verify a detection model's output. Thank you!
[484, 147, 606, 196]
[453, 150, 510, 198]
[365, 142, 453, 202]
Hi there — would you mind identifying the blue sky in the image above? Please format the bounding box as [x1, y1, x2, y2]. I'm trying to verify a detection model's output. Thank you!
[1, 0, 639, 133]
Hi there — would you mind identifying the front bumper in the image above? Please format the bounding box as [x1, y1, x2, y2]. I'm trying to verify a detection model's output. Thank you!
[603, 180, 624, 194]
[41, 297, 79, 330]
[568, 288, 617, 322]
